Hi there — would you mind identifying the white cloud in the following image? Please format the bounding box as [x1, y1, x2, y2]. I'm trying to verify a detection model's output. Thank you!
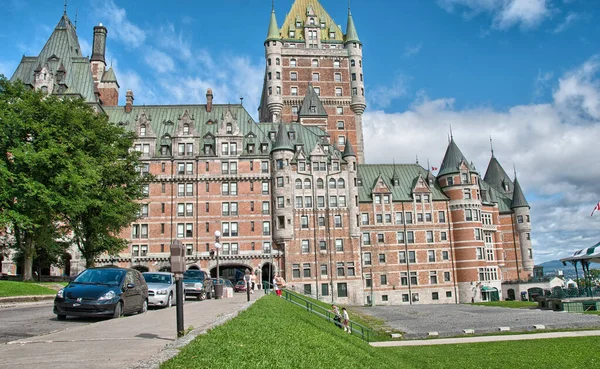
[533, 70, 554, 100]
[369, 75, 410, 109]
[438, 0, 552, 30]
[363, 55, 600, 263]
[553, 12, 581, 33]
[403, 43, 422, 58]
[144, 48, 175, 74]
[93, 0, 146, 48]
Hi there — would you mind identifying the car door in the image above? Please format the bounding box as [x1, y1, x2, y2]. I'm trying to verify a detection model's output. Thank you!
[122, 271, 140, 313]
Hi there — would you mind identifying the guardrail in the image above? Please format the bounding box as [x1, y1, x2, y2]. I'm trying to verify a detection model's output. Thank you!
[264, 286, 372, 342]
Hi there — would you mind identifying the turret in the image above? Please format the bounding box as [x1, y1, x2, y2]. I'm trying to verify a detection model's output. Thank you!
[271, 124, 295, 242]
[265, 6, 283, 122]
[511, 174, 534, 274]
[343, 140, 359, 237]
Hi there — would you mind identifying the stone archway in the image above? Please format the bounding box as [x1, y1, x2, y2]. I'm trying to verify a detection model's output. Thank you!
[210, 263, 251, 284]
[187, 265, 200, 270]
[507, 288, 516, 301]
[261, 262, 275, 287]
[132, 265, 149, 273]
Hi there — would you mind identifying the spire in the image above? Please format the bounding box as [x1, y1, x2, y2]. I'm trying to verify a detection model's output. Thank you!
[271, 124, 294, 153]
[490, 136, 494, 157]
[391, 161, 400, 185]
[438, 137, 476, 176]
[484, 154, 513, 195]
[298, 83, 327, 117]
[342, 139, 356, 158]
[345, 5, 360, 44]
[511, 172, 529, 209]
[266, 4, 280, 42]
[101, 67, 119, 86]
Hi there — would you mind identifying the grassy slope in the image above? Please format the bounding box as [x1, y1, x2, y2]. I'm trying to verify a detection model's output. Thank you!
[0, 281, 58, 297]
[162, 296, 600, 369]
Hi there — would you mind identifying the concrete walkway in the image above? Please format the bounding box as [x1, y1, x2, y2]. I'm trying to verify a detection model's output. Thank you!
[0, 292, 262, 369]
[371, 329, 600, 347]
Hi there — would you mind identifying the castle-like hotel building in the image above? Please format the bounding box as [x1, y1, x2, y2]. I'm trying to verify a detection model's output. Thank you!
[3, 0, 534, 305]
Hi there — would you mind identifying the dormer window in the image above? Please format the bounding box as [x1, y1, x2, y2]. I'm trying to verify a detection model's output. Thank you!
[183, 124, 190, 135]
[309, 18, 315, 25]
[314, 87, 320, 95]
[290, 30, 295, 38]
[261, 143, 268, 152]
[321, 22, 326, 28]
[140, 125, 146, 137]
[247, 144, 255, 154]
[226, 123, 232, 134]
[204, 144, 212, 155]
[289, 131, 295, 140]
[329, 32, 335, 39]
[310, 106, 316, 113]
[269, 132, 276, 140]
[296, 21, 302, 28]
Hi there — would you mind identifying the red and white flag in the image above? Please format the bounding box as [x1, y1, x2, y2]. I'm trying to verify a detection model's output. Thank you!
[431, 167, 438, 171]
[591, 202, 600, 216]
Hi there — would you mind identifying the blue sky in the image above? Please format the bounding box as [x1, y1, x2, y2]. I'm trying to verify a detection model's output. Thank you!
[1, 0, 600, 264]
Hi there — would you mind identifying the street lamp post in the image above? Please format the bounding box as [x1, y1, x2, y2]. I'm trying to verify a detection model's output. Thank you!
[214, 230, 222, 299]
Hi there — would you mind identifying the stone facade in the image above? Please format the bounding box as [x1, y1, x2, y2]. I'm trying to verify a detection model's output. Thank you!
[4, 1, 535, 305]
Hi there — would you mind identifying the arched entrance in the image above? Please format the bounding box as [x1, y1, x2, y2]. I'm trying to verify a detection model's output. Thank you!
[507, 289, 516, 301]
[187, 265, 200, 270]
[262, 262, 275, 287]
[210, 263, 251, 284]
[132, 265, 149, 273]
[62, 253, 72, 277]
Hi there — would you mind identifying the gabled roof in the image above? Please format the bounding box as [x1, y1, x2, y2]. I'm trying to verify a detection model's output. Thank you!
[345, 8, 360, 44]
[266, 7, 281, 42]
[438, 138, 477, 176]
[279, 0, 344, 42]
[271, 124, 294, 153]
[484, 155, 513, 195]
[298, 83, 327, 117]
[358, 164, 448, 202]
[511, 177, 529, 209]
[10, 13, 97, 104]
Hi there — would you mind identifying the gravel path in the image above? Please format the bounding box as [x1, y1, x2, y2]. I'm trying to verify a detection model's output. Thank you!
[353, 305, 600, 339]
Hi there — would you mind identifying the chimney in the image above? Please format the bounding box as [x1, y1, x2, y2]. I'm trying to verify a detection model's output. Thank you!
[91, 24, 108, 64]
[125, 90, 134, 113]
[206, 88, 213, 113]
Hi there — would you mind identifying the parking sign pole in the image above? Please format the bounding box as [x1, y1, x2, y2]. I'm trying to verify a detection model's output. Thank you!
[175, 274, 184, 337]
[170, 240, 186, 338]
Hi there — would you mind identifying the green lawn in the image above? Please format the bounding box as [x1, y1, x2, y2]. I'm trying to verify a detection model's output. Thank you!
[472, 300, 537, 308]
[0, 280, 59, 297]
[161, 296, 600, 369]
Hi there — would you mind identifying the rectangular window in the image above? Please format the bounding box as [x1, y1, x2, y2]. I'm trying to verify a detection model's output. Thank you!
[409, 251, 416, 263]
[400, 272, 408, 286]
[334, 215, 342, 228]
[337, 262, 345, 277]
[301, 216, 309, 229]
[438, 211, 446, 223]
[347, 262, 355, 276]
[365, 273, 372, 288]
[432, 292, 439, 300]
[378, 253, 386, 263]
[405, 212, 413, 224]
[426, 231, 434, 243]
[380, 274, 387, 285]
[302, 240, 310, 253]
[337, 283, 348, 298]
[363, 252, 372, 266]
[441, 232, 448, 241]
[430, 271, 438, 284]
[263, 222, 271, 236]
[428, 250, 436, 262]
[362, 233, 371, 245]
[262, 181, 269, 194]
[417, 213, 423, 222]
[262, 201, 270, 214]
[335, 239, 344, 252]
[321, 283, 329, 296]
[425, 213, 432, 222]
[399, 251, 406, 264]
[292, 264, 300, 278]
[361, 213, 369, 225]
[395, 212, 403, 224]
[442, 251, 449, 260]
[377, 233, 384, 243]
[444, 271, 451, 282]
[303, 263, 311, 278]
[407, 231, 414, 244]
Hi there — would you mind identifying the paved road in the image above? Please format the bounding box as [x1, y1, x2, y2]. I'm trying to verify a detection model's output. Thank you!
[0, 292, 261, 369]
[354, 304, 600, 338]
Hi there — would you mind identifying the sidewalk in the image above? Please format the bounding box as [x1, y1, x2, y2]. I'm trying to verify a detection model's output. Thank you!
[0, 292, 262, 369]
[370, 329, 600, 347]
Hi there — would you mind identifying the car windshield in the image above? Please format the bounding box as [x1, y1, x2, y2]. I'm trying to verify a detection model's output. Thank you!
[143, 273, 172, 284]
[183, 270, 205, 281]
[73, 269, 124, 286]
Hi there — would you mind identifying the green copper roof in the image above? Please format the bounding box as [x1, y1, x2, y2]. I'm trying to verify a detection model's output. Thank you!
[266, 7, 281, 42]
[299, 83, 327, 117]
[342, 139, 356, 158]
[280, 0, 344, 42]
[484, 155, 513, 195]
[345, 8, 360, 44]
[511, 177, 529, 209]
[357, 164, 448, 202]
[438, 138, 477, 176]
[102, 67, 119, 85]
[11, 13, 97, 104]
[271, 124, 294, 153]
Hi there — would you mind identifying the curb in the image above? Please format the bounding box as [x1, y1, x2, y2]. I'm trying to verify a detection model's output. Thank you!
[0, 295, 55, 304]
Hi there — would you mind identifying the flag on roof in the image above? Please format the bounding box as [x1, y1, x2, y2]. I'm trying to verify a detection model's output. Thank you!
[591, 202, 600, 216]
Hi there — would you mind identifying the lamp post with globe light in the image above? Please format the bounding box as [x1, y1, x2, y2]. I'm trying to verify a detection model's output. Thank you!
[214, 230, 222, 299]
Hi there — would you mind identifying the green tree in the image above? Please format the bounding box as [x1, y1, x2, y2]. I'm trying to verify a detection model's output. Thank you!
[0, 77, 147, 278]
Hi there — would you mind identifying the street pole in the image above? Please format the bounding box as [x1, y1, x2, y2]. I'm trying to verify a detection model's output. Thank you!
[245, 269, 251, 302]
[175, 274, 184, 337]
[214, 230, 222, 299]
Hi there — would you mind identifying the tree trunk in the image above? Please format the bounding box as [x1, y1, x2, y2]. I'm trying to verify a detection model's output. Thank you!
[22, 234, 34, 281]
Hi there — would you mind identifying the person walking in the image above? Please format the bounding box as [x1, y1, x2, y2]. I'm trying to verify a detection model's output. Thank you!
[273, 276, 282, 297]
[342, 307, 350, 333]
[331, 304, 342, 329]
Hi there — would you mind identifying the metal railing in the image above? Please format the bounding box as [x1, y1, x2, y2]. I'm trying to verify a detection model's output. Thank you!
[263, 283, 372, 342]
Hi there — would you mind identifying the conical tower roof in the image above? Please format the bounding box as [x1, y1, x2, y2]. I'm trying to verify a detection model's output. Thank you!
[342, 139, 356, 158]
[102, 67, 119, 85]
[271, 124, 294, 153]
[484, 155, 513, 194]
[298, 83, 327, 117]
[345, 7, 360, 44]
[438, 138, 476, 176]
[266, 6, 281, 42]
[511, 177, 529, 209]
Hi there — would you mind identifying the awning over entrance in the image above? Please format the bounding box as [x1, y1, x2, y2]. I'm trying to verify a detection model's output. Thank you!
[481, 286, 497, 291]
[560, 241, 600, 263]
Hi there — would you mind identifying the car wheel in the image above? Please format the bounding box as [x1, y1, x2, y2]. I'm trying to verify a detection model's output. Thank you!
[138, 299, 148, 314]
[57, 314, 66, 321]
[113, 301, 123, 319]
[166, 294, 172, 308]
[198, 291, 206, 301]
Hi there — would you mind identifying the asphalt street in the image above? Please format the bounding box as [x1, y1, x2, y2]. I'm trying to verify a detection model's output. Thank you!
[354, 304, 600, 338]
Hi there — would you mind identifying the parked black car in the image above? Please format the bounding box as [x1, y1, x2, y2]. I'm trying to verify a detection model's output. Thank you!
[54, 267, 149, 320]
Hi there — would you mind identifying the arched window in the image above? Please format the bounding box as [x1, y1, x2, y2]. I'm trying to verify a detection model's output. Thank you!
[338, 178, 345, 189]
[329, 178, 337, 189]
[290, 58, 297, 67]
[276, 58, 280, 65]
[317, 178, 324, 189]
[268, 58, 272, 66]
[351, 59, 356, 67]
[183, 124, 190, 135]
[295, 179, 303, 189]
[312, 59, 319, 67]
[304, 179, 312, 189]
[140, 125, 146, 137]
